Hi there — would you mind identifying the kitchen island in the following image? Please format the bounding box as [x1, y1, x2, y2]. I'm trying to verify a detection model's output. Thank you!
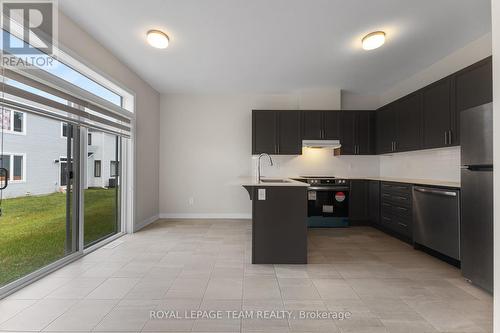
[241, 177, 310, 264]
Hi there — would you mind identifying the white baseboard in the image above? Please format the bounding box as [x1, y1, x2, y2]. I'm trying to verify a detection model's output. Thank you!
[134, 214, 159, 232]
[159, 213, 251, 220]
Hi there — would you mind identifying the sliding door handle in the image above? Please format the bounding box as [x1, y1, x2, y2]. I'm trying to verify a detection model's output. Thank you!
[0, 168, 8, 190]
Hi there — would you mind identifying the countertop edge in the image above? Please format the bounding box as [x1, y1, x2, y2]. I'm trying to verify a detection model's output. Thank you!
[239, 177, 310, 187]
[361, 177, 461, 189]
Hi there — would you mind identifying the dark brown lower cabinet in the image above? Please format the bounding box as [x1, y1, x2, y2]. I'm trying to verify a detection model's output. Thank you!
[349, 180, 369, 222]
[379, 182, 413, 241]
[368, 180, 380, 225]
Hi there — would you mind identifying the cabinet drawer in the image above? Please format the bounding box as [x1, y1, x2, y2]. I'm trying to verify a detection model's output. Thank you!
[392, 205, 411, 218]
[394, 219, 412, 238]
[381, 193, 411, 208]
[390, 194, 411, 207]
[380, 214, 393, 227]
[381, 182, 411, 195]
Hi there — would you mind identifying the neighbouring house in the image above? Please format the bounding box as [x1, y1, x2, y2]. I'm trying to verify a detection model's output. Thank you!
[0, 109, 118, 199]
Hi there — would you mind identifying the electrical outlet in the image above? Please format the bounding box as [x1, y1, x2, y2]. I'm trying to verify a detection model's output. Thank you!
[188, 197, 194, 206]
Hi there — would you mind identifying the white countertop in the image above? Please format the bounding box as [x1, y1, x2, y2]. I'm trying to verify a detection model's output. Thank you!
[362, 177, 460, 188]
[239, 176, 460, 188]
[239, 177, 310, 187]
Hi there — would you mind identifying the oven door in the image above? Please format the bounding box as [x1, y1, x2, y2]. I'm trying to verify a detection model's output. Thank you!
[307, 186, 350, 218]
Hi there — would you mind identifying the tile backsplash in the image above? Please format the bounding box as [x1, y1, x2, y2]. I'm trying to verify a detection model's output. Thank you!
[252, 146, 460, 182]
[379, 146, 461, 182]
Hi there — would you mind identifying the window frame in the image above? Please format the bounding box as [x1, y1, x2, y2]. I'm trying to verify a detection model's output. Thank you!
[1, 109, 27, 135]
[110, 160, 118, 177]
[61, 122, 74, 139]
[94, 160, 101, 178]
[0, 152, 26, 183]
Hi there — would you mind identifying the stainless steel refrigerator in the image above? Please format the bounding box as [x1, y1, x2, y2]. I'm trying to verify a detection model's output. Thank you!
[460, 102, 493, 293]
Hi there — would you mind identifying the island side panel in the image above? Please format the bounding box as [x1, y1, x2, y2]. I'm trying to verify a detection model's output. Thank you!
[252, 186, 308, 264]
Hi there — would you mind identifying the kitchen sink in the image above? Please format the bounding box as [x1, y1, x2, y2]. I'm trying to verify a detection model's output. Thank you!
[260, 178, 290, 183]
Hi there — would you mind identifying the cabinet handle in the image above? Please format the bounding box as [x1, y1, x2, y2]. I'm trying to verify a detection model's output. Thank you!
[448, 130, 452, 145]
[398, 222, 408, 227]
[444, 131, 448, 145]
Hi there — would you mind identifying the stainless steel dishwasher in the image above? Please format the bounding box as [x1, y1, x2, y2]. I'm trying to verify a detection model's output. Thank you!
[412, 186, 460, 260]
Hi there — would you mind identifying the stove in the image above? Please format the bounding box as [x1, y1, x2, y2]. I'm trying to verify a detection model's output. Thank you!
[296, 176, 350, 228]
[298, 176, 348, 186]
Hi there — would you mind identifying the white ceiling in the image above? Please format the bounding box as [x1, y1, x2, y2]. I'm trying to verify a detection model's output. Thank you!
[59, 0, 491, 94]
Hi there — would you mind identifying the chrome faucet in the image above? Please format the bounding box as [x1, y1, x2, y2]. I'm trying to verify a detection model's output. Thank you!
[257, 153, 274, 183]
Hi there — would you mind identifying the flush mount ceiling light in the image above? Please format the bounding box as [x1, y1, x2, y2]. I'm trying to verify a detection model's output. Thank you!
[362, 31, 386, 50]
[147, 29, 169, 49]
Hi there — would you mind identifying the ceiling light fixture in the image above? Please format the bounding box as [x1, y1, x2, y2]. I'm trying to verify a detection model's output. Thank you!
[362, 31, 386, 50]
[147, 30, 169, 49]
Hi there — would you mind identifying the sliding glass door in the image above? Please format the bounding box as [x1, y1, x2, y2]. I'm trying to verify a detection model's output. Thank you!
[83, 129, 120, 248]
[0, 114, 78, 288]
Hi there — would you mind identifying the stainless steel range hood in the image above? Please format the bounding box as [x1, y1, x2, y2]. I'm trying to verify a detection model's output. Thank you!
[302, 140, 342, 149]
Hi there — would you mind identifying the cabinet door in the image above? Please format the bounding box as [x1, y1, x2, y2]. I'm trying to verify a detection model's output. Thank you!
[252, 110, 277, 154]
[340, 112, 356, 155]
[376, 106, 397, 154]
[356, 111, 374, 155]
[302, 111, 323, 140]
[323, 111, 340, 139]
[368, 180, 380, 225]
[454, 57, 493, 146]
[422, 78, 452, 149]
[278, 111, 302, 155]
[349, 180, 368, 221]
[396, 92, 422, 152]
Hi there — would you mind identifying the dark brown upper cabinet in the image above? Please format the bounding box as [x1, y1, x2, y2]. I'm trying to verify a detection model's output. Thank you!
[395, 92, 423, 152]
[376, 106, 397, 154]
[374, 57, 492, 154]
[324, 111, 341, 139]
[253, 110, 277, 154]
[252, 110, 301, 155]
[340, 111, 356, 155]
[453, 56, 493, 145]
[302, 111, 323, 140]
[422, 77, 454, 149]
[356, 111, 374, 155]
[278, 111, 302, 155]
[302, 111, 341, 140]
[340, 111, 374, 155]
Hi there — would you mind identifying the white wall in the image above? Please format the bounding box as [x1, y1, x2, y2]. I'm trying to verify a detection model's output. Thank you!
[159, 89, 380, 218]
[491, 0, 499, 330]
[341, 91, 380, 110]
[377, 33, 492, 182]
[58, 12, 161, 228]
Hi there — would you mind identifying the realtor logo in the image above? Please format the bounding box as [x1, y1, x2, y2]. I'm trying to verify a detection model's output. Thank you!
[1, 0, 58, 68]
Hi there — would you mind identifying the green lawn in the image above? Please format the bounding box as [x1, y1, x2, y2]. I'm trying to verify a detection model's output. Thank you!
[0, 188, 117, 287]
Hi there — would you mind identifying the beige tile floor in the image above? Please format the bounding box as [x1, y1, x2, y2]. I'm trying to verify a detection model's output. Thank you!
[0, 219, 493, 332]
